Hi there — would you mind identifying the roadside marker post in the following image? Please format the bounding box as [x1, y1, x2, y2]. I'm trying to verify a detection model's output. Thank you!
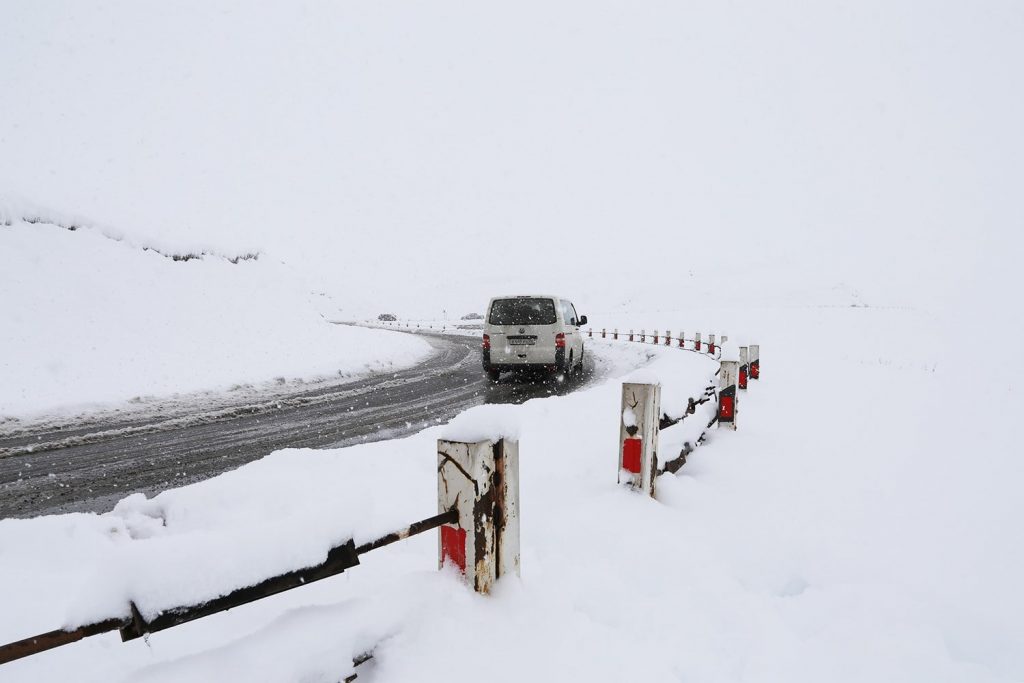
[629, 329, 634, 342]
[614, 328, 619, 341]
[641, 329, 646, 343]
[718, 359, 738, 430]
[619, 383, 660, 497]
[739, 346, 749, 391]
[653, 330, 659, 345]
[749, 344, 760, 380]
[695, 332, 701, 352]
[665, 331, 672, 346]
[437, 438, 521, 594]
[678, 331, 685, 348]
[708, 333, 716, 355]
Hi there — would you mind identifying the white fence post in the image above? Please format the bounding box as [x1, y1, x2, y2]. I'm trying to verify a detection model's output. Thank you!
[629, 329, 634, 342]
[678, 330, 685, 348]
[619, 383, 660, 497]
[708, 333, 716, 354]
[640, 329, 646, 343]
[718, 360, 738, 430]
[665, 330, 671, 346]
[739, 346, 749, 391]
[749, 344, 760, 380]
[614, 328, 619, 341]
[695, 332, 701, 352]
[437, 438, 521, 594]
[653, 329, 659, 345]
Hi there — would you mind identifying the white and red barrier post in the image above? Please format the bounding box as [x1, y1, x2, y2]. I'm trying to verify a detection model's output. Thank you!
[437, 438, 521, 594]
[708, 333, 716, 355]
[614, 328, 619, 340]
[749, 344, 760, 380]
[601, 328, 606, 339]
[629, 329, 634, 342]
[739, 346, 749, 391]
[653, 329, 659, 345]
[695, 332, 701, 352]
[618, 383, 660, 497]
[641, 329, 646, 343]
[665, 331, 672, 346]
[718, 359, 738, 430]
[678, 330, 685, 348]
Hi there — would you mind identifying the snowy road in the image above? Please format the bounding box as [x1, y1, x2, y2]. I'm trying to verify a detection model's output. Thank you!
[0, 334, 601, 519]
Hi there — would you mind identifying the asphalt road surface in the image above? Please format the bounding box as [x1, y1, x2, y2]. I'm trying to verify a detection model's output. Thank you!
[0, 334, 601, 519]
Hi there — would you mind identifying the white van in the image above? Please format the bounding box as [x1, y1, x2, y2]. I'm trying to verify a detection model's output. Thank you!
[482, 295, 588, 381]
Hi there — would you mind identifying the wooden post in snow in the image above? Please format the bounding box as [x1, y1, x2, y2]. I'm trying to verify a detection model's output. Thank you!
[618, 383, 660, 497]
[437, 438, 521, 594]
[718, 359, 738, 430]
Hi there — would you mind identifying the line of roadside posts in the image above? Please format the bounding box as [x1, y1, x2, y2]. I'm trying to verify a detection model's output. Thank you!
[607, 330, 760, 498]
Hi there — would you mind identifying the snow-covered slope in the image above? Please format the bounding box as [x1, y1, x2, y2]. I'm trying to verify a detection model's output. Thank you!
[0, 219, 431, 421]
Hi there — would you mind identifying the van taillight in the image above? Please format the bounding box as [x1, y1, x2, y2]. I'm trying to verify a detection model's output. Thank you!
[482, 334, 491, 350]
[555, 333, 565, 348]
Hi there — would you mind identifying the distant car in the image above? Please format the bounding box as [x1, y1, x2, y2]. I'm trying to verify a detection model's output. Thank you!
[461, 312, 483, 320]
[377, 313, 397, 322]
[482, 295, 587, 382]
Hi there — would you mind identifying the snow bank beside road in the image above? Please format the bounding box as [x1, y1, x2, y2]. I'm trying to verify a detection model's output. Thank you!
[0, 220, 431, 421]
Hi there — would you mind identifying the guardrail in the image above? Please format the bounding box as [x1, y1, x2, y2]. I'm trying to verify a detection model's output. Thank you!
[0, 436, 521, 671]
[3, 319, 760, 672]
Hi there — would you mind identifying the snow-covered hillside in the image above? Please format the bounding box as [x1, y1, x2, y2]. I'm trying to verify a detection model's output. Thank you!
[0, 218, 431, 421]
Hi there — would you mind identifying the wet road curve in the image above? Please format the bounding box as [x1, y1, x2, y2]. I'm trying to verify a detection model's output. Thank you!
[0, 334, 598, 518]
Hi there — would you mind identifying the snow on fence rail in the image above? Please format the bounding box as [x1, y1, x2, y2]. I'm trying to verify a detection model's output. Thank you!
[0, 436, 520, 668]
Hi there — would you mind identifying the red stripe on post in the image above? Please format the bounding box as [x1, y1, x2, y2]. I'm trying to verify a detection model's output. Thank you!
[441, 525, 467, 573]
[622, 438, 642, 474]
[739, 368, 748, 390]
[719, 395, 734, 420]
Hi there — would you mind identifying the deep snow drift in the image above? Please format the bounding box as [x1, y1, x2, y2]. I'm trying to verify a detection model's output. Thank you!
[0, 219, 431, 422]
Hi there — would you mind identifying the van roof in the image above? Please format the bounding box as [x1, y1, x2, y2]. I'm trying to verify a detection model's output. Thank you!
[489, 295, 565, 301]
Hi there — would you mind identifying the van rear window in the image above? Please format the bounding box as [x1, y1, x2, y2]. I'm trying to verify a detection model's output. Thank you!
[489, 298, 557, 325]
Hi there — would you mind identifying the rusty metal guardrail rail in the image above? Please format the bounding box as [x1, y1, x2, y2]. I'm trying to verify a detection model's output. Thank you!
[0, 508, 458, 666]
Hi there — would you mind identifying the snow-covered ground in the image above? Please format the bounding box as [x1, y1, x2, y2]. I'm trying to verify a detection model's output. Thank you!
[1, 305, 1020, 682]
[0, 219, 432, 423]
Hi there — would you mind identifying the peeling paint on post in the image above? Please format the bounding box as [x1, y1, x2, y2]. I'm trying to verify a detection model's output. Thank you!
[718, 360, 738, 430]
[749, 344, 760, 380]
[437, 438, 521, 594]
[618, 383, 660, 497]
[739, 346, 749, 391]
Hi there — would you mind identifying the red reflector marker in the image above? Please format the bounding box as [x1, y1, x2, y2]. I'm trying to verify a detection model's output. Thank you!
[739, 368, 748, 389]
[622, 438, 642, 474]
[719, 395, 735, 420]
[555, 333, 565, 348]
[482, 334, 490, 350]
[440, 525, 467, 573]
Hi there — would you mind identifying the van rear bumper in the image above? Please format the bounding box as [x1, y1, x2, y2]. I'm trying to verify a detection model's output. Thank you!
[483, 347, 567, 372]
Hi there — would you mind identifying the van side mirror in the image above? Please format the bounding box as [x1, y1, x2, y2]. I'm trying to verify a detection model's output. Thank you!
[578, 315, 588, 326]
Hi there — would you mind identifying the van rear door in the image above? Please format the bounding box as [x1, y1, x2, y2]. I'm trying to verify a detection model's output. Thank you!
[487, 297, 559, 365]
